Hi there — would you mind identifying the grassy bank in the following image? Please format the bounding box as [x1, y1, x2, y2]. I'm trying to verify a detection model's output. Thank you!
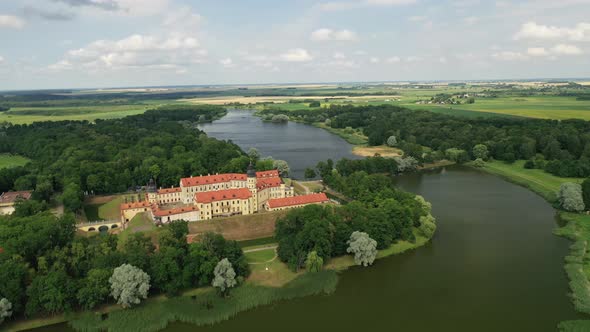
[67, 271, 337, 332]
[478, 160, 583, 202]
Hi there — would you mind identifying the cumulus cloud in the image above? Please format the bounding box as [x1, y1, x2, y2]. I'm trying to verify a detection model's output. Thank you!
[408, 15, 427, 22]
[219, 58, 234, 68]
[0, 56, 4, 63]
[385, 56, 401, 63]
[0, 15, 25, 29]
[280, 49, 313, 62]
[50, 0, 119, 11]
[551, 44, 583, 55]
[317, 0, 416, 11]
[492, 51, 528, 61]
[22, 6, 75, 21]
[369, 57, 380, 63]
[311, 28, 358, 41]
[51, 0, 170, 17]
[527, 47, 548, 56]
[514, 21, 590, 41]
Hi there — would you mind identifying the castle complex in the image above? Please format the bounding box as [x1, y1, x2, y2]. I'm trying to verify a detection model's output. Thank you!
[120, 164, 329, 224]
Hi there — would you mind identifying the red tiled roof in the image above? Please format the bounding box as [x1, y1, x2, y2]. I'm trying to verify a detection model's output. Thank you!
[257, 177, 282, 190]
[0, 191, 32, 204]
[267, 193, 329, 209]
[153, 205, 199, 217]
[157, 187, 182, 194]
[195, 188, 252, 204]
[120, 201, 152, 210]
[181, 173, 247, 187]
[256, 170, 279, 178]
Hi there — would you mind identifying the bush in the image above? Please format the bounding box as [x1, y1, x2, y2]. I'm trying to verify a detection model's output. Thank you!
[472, 158, 485, 168]
[524, 160, 535, 169]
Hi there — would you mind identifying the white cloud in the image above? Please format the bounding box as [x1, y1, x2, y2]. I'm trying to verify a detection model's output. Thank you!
[54, 0, 170, 17]
[527, 47, 548, 56]
[385, 56, 401, 63]
[162, 6, 201, 31]
[280, 49, 313, 62]
[408, 15, 427, 22]
[514, 21, 590, 41]
[369, 57, 380, 63]
[463, 16, 479, 25]
[317, 0, 416, 11]
[0, 56, 4, 63]
[333, 52, 346, 59]
[551, 44, 583, 55]
[0, 15, 25, 29]
[311, 28, 358, 41]
[219, 58, 234, 68]
[492, 51, 528, 61]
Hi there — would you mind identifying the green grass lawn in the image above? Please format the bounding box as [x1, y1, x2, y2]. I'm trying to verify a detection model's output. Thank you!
[0, 154, 31, 169]
[0, 104, 158, 124]
[480, 160, 583, 202]
[117, 212, 157, 245]
[245, 248, 276, 263]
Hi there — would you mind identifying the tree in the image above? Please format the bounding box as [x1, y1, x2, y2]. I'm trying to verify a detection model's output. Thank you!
[0, 259, 27, 315]
[347, 231, 378, 267]
[26, 269, 77, 315]
[212, 258, 237, 297]
[386, 136, 397, 147]
[271, 114, 289, 123]
[122, 233, 155, 270]
[109, 264, 150, 308]
[582, 178, 590, 210]
[247, 148, 261, 161]
[305, 251, 323, 272]
[558, 183, 586, 212]
[273, 160, 290, 177]
[304, 168, 317, 180]
[472, 144, 489, 160]
[0, 298, 11, 324]
[472, 158, 485, 168]
[77, 268, 111, 310]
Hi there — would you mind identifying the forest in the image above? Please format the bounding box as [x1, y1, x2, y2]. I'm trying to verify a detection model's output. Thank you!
[0, 107, 249, 212]
[0, 212, 248, 319]
[275, 157, 435, 270]
[263, 104, 590, 178]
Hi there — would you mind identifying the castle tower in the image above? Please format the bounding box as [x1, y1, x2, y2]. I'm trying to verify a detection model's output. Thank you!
[246, 162, 258, 212]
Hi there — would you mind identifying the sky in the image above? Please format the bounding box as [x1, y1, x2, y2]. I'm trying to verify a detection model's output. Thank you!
[0, 0, 590, 90]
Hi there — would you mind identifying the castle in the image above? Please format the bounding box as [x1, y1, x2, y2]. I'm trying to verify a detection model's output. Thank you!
[120, 164, 329, 224]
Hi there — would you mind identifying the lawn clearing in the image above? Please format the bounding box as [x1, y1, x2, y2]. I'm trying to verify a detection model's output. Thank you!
[352, 145, 402, 158]
[480, 160, 583, 202]
[0, 154, 31, 169]
[245, 248, 276, 264]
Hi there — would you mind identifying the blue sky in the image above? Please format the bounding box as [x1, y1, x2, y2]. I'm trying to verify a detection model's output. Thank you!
[0, 0, 589, 89]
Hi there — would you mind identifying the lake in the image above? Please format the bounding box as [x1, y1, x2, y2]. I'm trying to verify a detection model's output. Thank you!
[197, 109, 361, 179]
[31, 111, 582, 332]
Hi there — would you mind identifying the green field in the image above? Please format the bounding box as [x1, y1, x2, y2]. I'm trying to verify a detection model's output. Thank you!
[245, 248, 276, 263]
[0, 104, 157, 124]
[0, 154, 31, 169]
[479, 160, 583, 202]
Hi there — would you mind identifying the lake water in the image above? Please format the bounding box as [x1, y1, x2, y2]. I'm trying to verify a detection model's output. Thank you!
[31, 111, 583, 332]
[197, 109, 360, 179]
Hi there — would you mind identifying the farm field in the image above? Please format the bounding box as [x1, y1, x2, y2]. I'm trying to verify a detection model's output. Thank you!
[0, 153, 31, 169]
[0, 104, 157, 124]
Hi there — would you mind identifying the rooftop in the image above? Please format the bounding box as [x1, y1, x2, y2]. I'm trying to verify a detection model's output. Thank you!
[256, 170, 280, 178]
[195, 188, 252, 204]
[267, 193, 329, 209]
[181, 173, 247, 187]
[0, 191, 32, 204]
[257, 177, 282, 190]
[120, 201, 152, 210]
[153, 205, 199, 217]
[157, 187, 182, 194]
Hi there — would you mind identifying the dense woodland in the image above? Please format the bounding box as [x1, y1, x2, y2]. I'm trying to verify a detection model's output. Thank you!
[0, 213, 248, 319]
[263, 105, 590, 178]
[276, 157, 435, 270]
[0, 107, 253, 212]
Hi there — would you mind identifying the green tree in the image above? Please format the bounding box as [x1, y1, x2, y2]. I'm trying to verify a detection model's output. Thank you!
[0, 298, 11, 324]
[247, 148, 261, 161]
[304, 168, 317, 180]
[77, 268, 111, 310]
[109, 264, 150, 308]
[149, 246, 185, 295]
[582, 178, 590, 210]
[149, 164, 161, 181]
[26, 269, 77, 315]
[386, 136, 398, 147]
[305, 251, 323, 272]
[472, 144, 489, 160]
[212, 258, 237, 297]
[273, 160, 290, 177]
[0, 259, 27, 315]
[558, 182, 585, 212]
[347, 231, 378, 267]
[122, 233, 155, 270]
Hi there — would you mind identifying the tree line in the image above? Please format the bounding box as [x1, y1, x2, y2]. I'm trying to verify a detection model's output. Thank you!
[0, 213, 248, 321]
[0, 107, 247, 212]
